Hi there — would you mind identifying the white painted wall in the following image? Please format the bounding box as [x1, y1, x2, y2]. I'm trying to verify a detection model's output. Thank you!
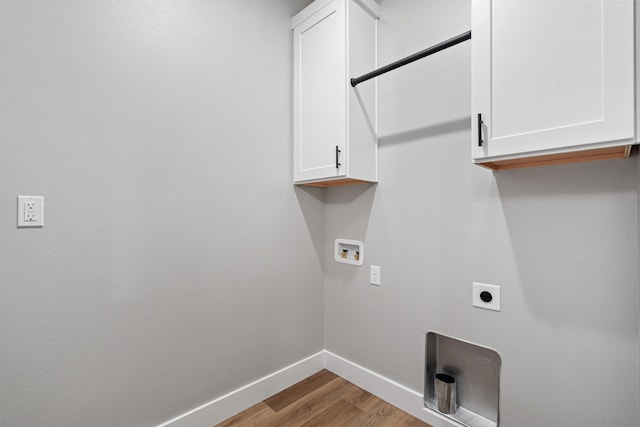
[0, 1, 321, 426]
[324, 1, 640, 426]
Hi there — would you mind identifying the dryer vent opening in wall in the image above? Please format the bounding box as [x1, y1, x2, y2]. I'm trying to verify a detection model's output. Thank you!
[425, 332, 501, 427]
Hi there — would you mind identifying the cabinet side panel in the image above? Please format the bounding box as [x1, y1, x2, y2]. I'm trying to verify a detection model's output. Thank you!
[636, 0, 639, 144]
[348, 0, 378, 182]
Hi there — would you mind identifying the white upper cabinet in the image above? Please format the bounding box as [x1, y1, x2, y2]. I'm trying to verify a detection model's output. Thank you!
[292, 0, 378, 186]
[472, 0, 635, 170]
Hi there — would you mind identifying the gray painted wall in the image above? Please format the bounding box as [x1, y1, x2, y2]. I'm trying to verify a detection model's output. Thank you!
[0, 1, 321, 426]
[324, 1, 640, 426]
[2, 1, 638, 426]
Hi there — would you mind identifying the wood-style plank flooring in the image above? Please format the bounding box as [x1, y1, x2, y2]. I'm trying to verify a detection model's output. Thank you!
[214, 370, 432, 427]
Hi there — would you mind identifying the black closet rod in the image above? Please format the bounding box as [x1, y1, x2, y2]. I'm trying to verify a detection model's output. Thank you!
[350, 30, 471, 87]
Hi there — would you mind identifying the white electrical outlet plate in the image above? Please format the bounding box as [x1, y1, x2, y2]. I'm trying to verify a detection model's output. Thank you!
[370, 265, 381, 286]
[472, 282, 501, 312]
[17, 196, 44, 227]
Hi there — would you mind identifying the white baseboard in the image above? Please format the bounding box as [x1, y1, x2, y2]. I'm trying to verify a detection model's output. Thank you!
[323, 351, 457, 427]
[157, 351, 325, 427]
[157, 349, 456, 427]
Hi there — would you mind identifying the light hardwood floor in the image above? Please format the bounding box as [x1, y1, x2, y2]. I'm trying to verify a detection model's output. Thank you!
[214, 369, 432, 427]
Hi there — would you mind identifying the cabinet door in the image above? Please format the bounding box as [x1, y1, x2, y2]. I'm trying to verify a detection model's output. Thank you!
[293, 0, 346, 183]
[472, 0, 634, 161]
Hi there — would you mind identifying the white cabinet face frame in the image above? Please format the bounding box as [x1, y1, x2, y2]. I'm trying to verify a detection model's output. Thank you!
[293, 0, 347, 183]
[471, 0, 635, 163]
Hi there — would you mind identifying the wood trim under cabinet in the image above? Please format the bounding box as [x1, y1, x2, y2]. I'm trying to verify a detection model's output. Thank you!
[477, 145, 632, 171]
[297, 178, 374, 188]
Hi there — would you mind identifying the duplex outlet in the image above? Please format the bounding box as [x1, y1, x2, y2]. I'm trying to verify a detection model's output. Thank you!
[25, 201, 37, 222]
[472, 282, 501, 312]
[18, 196, 44, 227]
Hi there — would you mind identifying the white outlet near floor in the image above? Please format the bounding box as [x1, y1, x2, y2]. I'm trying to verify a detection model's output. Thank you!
[472, 282, 500, 311]
[18, 196, 44, 227]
